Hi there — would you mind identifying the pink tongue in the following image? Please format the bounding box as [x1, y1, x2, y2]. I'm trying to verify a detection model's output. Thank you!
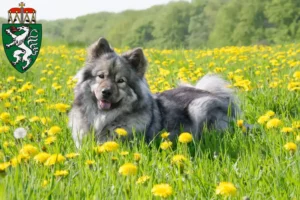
[99, 100, 111, 109]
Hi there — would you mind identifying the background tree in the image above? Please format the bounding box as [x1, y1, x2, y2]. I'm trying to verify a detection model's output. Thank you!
[1, 0, 300, 48]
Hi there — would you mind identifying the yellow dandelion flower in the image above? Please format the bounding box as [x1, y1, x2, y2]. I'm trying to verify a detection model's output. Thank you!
[34, 152, 51, 163]
[284, 142, 297, 152]
[0, 162, 10, 171]
[114, 128, 128, 136]
[151, 184, 173, 198]
[257, 115, 269, 124]
[161, 131, 170, 139]
[293, 71, 300, 79]
[48, 71, 54, 75]
[41, 180, 48, 187]
[15, 115, 26, 123]
[44, 154, 66, 166]
[237, 120, 244, 128]
[44, 136, 57, 145]
[296, 135, 300, 143]
[159, 68, 170, 76]
[6, 76, 16, 82]
[85, 160, 95, 165]
[216, 182, 237, 196]
[265, 110, 275, 117]
[35, 98, 47, 103]
[134, 153, 141, 161]
[27, 133, 33, 140]
[0, 92, 11, 100]
[65, 153, 80, 158]
[29, 116, 40, 122]
[136, 175, 150, 184]
[0, 112, 10, 122]
[111, 156, 118, 161]
[3, 141, 15, 148]
[94, 145, 106, 154]
[0, 126, 10, 134]
[171, 154, 187, 165]
[54, 103, 70, 113]
[40, 117, 51, 125]
[292, 121, 300, 129]
[266, 118, 282, 129]
[160, 141, 172, 150]
[10, 157, 21, 167]
[48, 126, 61, 135]
[19, 144, 38, 157]
[11, 96, 22, 101]
[118, 163, 138, 176]
[36, 89, 45, 95]
[102, 141, 119, 152]
[287, 81, 300, 91]
[120, 151, 129, 156]
[178, 132, 193, 143]
[18, 151, 30, 161]
[4, 102, 11, 108]
[281, 127, 293, 133]
[54, 170, 69, 177]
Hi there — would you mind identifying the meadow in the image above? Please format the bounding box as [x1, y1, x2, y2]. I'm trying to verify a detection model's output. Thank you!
[0, 43, 299, 199]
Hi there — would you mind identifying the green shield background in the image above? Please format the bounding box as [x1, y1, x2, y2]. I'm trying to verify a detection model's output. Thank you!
[2, 24, 42, 73]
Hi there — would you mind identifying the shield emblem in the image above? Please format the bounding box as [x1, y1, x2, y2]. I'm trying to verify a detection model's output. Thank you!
[2, 2, 42, 73]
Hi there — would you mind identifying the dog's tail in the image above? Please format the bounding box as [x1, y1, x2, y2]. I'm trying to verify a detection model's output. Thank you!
[195, 74, 240, 117]
[194, 74, 256, 131]
[195, 74, 234, 99]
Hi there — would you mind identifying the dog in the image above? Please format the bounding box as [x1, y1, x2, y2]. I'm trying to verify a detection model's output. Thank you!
[68, 37, 239, 148]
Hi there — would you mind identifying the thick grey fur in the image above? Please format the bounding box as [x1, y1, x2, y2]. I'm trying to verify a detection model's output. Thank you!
[68, 37, 239, 148]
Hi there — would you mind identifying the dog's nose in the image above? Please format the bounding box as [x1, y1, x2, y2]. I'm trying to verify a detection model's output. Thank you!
[102, 88, 112, 97]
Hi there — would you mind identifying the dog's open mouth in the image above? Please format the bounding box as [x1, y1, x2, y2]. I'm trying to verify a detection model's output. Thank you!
[98, 100, 112, 110]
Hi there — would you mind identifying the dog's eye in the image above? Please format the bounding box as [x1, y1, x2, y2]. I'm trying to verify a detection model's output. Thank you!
[98, 74, 104, 79]
[117, 78, 125, 83]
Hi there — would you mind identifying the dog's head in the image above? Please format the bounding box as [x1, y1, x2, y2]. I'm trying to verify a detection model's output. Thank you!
[75, 38, 148, 111]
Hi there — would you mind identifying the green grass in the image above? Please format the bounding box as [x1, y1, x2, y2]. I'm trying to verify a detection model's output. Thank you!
[0, 44, 299, 199]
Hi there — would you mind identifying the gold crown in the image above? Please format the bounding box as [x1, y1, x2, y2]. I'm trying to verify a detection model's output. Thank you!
[8, 2, 37, 24]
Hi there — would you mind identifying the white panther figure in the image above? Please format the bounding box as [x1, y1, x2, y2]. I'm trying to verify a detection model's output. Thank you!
[5, 26, 38, 69]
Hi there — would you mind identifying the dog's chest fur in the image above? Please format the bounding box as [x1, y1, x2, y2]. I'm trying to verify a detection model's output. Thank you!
[92, 108, 151, 140]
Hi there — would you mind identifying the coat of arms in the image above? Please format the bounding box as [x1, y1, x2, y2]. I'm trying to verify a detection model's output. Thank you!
[2, 2, 42, 73]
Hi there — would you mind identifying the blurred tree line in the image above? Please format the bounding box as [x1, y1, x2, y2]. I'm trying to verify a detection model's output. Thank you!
[1, 0, 300, 48]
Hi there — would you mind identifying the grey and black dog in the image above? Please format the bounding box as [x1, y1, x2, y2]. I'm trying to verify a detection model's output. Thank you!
[68, 38, 239, 148]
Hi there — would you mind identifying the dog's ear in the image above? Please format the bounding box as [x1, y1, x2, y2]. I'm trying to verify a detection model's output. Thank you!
[88, 37, 113, 60]
[122, 48, 147, 77]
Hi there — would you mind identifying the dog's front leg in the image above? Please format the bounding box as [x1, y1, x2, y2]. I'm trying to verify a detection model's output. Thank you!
[69, 109, 90, 149]
[72, 129, 91, 149]
[94, 125, 129, 143]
